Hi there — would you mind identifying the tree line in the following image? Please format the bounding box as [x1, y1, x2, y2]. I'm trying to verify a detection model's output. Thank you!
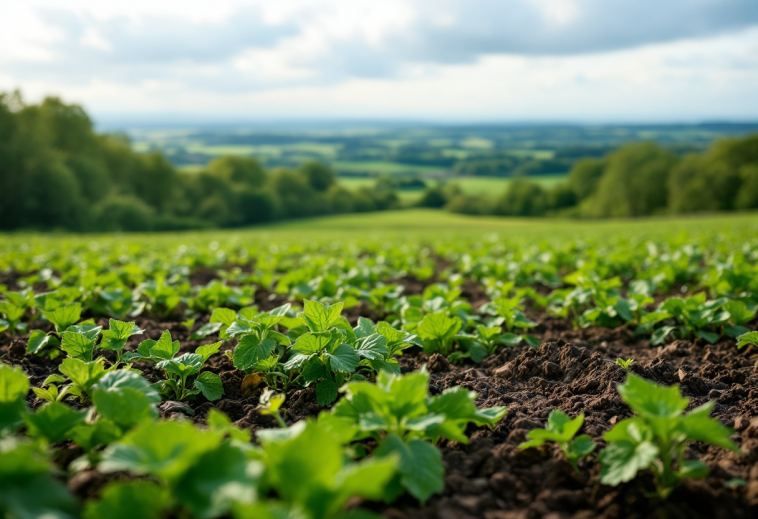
[426, 136, 758, 217]
[0, 92, 398, 232]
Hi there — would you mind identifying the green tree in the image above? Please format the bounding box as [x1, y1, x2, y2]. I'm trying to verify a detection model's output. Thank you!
[589, 143, 677, 217]
[494, 178, 546, 216]
[736, 164, 758, 210]
[417, 186, 447, 208]
[568, 158, 605, 200]
[207, 156, 266, 188]
[95, 194, 155, 231]
[668, 154, 740, 213]
[298, 161, 335, 192]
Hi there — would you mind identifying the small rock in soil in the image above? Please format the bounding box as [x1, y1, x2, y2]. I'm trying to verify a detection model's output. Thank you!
[159, 400, 195, 416]
[428, 353, 450, 373]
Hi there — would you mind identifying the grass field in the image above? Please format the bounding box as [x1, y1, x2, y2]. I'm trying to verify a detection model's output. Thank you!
[338, 174, 568, 202]
[5, 210, 757, 247]
[331, 161, 443, 175]
[264, 209, 758, 238]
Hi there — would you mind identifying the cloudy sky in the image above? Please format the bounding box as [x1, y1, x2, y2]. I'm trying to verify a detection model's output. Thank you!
[2, 0, 758, 123]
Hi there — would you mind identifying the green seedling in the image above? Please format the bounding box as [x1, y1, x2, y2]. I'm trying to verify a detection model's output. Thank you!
[519, 410, 595, 472]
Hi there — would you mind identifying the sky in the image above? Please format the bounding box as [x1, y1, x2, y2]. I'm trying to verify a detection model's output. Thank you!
[2, 0, 758, 124]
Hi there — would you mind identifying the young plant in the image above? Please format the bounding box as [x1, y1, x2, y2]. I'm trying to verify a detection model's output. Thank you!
[650, 294, 730, 345]
[415, 311, 463, 357]
[0, 301, 25, 336]
[0, 439, 78, 519]
[31, 375, 73, 403]
[599, 373, 740, 498]
[480, 296, 539, 348]
[99, 418, 259, 519]
[252, 420, 398, 519]
[0, 365, 30, 435]
[331, 368, 507, 503]
[257, 388, 287, 428]
[737, 331, 758, 350]
[124, 330, 224, 401]
[519, 410, 595, 472]
[226, 304, 291, 371]
[615, 358, 635, 369]
[722, 300, 756, 338]
[42, 303, 83, 334]
[282, 300, 362, 405]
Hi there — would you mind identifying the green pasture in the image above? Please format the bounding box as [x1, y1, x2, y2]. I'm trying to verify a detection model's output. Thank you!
[331, 161, 442, 175]
[4, 210, 758, 250]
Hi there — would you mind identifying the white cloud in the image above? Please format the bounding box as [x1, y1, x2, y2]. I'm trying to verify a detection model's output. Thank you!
[0, 0, 757, 121]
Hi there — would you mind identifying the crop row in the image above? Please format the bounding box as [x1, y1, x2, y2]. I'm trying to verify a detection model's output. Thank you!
[1, 302, 742, 518]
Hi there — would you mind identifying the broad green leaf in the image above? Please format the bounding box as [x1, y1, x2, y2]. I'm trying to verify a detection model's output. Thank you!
[233, 337, 276, 371]
[416, 312, 462, 341]
[293, 331, 333, 355]
[195, 341, 223, 362]
[617, 374, 688, 420]
[354, 317, 376, 339]
[66, 323, 102, 341]
[104, 319, 142, 340]
[24, 402, 87, 443]
[101, 320, 142, 351]
[157, 353, 203, 377]
[325, 344, 360, 373]
[83, 481, 168, 519]
[262, 420, 343, 502]
[59, 357, 105, 395]
[568, 435, 596, 459]
[316, 379, 339, 406]
[599, 440, 658, 486]
[0, 301, 24, 321]
[210, 308, 237, 326]
[355, 334, 388, 361]
[0, 364, 29, 403]
[225, 320, 253, 338]
[0, 440, 78, 519]
[70, 419, 123, 452]
[174, 442, 259, 518]
[43, 303, 82, 332]
[374, 434, 443, 504]
[301, 357, 328, 384]
[191, 322, 223, 340]
[282, 353, 310, 371]
[93, 370, 160, 428]
[27, 330, 53, 354]
[61, 331, 96, 361]
[335, 456, 398, 503]
[147, 330, 179, 361]
[194, 372, 224, 401]
[737, 331, 758, 350]
[100, 420, 224, 482]
[679, 401, 740, 452]
[724, 300, 755, 324]
[301, 300, 344, 332]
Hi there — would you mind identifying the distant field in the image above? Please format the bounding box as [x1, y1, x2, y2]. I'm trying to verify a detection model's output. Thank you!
[262, 209, 758, 241]
[332, 161, 442, 175]
[184, 143, 342, 159]
[338, 174, 568, 202]
[446, 174, 566, 195]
